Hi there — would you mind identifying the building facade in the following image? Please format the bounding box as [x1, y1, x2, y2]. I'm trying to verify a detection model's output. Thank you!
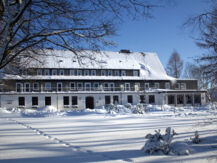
[0, 50, 207, 110]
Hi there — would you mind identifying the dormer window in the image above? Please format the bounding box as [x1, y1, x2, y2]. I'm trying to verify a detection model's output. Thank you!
[133, 71, 138, 76]
[101, 70, 106, 76]
[114, 70, 119, 76]
[121, 70, 126, 76]
[91, 70, 96, 76]
[52, 69, 57, 75]
[154, 83, 159, 89]
[165, 82, 170, 89]
[37, 69, 42, 75]
[84, 70, 89, 76]
[59, 70, 64, 75]
[70, 69, 75, 75]
[45, 69, 50, 75]
[77, 70, 82, 76]
[175, 83, 180, 89]
[108, 70, 112, 76]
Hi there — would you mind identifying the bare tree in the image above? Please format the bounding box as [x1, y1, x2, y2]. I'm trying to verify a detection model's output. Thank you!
[166, 50, 183, 78]
[0, 0, 160, 73]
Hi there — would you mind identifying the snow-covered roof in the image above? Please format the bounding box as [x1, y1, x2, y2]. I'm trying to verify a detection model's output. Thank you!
[1, 50, 175, 80]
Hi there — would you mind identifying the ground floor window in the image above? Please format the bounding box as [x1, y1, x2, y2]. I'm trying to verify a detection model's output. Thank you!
[105, 96, 111, 105]
[63, 96, 69, 106]
[148, 95, 155, 104]
[127, 95, 133, 104]
[140, 95, 145, 103]
[18, 97, 25, 106]
[194, 95, 201, 104]
[113, 96, 119, 104]
[177, 95, 184, 104]
[32, 96, 38, 106]
[168, 95, 175, 104]
[45, 96, 51, 106]
[72, 96, 78, 105]
[186, 95, 192, 104]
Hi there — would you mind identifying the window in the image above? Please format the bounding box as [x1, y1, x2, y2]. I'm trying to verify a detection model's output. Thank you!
[70, 69, 75, 75]
[91, 70, 96, 76]
[113, 96, 119, 104]
[175, 83, 180, 89]
[105, 96, 111, 105]
[168, 95, 175, 104]
[104, 83, 109, 91]
[144, 83, 149, 90]
[45, 96, 51, 106]
[165, 82, 170, 89]
[24, 83, 30, 92]
[72, 96, 78, 105]
[140, 95, 145, 103]
[149, 95, 155, 104]
[177, 95, 184, 104]
[77, 82, 83, 90]
[93, 82, 99, 90]
[33, 83, 39, 91]
[77, 70, 82, 76]
[63, 96, 69, 106]
[52, 69, 57, 75]
[85, 82, 91, 91]
[101, 70, 106, 76]
[154, 83, 159, 89]
[57, 82, 62, 92]
[16, 83, 23, 92]
[110, 83, 115, 91]
[37, 69, 42, 75]
[133, 71, 138, 76]
[59, 70, 64, 75]
[194, 95, 201, 104]
[125, 83, 130, 91]
[18, 97, 25, 106]
[32, 96, 38, 106]
[84, 70, 89, 76]
[70, 82, 76, 90]
[45, 82, 51, 91]
[114, 70, 119, 76]
[186, 95, 192, 104]
[127, 95, 133, 104]
[45, 69, 50, 75]
[180, 83, 186, 90]
[108, 70, 112, 76]
[121, 70, 126, 76]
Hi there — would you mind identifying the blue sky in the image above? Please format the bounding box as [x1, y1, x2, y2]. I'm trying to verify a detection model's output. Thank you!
[105, 0, 212, 68]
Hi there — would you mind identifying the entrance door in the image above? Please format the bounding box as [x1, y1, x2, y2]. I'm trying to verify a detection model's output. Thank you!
[85, 96, 94, 109]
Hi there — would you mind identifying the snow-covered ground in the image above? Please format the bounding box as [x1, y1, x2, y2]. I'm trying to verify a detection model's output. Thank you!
[0, 104, 217, 163]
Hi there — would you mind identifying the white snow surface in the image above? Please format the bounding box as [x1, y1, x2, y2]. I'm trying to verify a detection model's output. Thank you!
[0, 104, 217, 163]
[1, 50, 175, 80]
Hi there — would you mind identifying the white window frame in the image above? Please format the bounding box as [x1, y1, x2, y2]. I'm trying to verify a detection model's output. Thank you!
[33, 82, 39, 91]
[45, 69, 50, 75]
[77, 82, 83, 91]
[57, 82, 62, 92]
[24, 83, 30, 92]
[70, 82, 76, 90]
[133, 70, 138, 76]
[125, 83, 130, 91]
[85, 82, 91, 91]
[108, 70, 112, 76]
[59, 70, 64, 76]
[101, 70, 106, 76]
[91, 70, 96, 76]
[175, 83, 180, 90]
[93, 82, 99, 90]
[77, 70, 82, 76]
[121, 70, 126, 76]
[135, 83, 140, 91]
[52, 69, 57, 75]
[70, 69, 75, 76]
[45, 82, 51, 91]
[144, 83, 149, 90]
[16, 83, 23, 92]
[37, 69, 42, 75]
[180, 83, 186, 90]
[154, 83, 159, 89]
[84, 70, 89, 76]
[109, 83, 115, 91]
[165, 82, 170, 89]
[114, 70, 119, 76]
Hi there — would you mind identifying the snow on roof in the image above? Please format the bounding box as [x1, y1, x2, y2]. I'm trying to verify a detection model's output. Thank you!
[2, 50, 175, 80]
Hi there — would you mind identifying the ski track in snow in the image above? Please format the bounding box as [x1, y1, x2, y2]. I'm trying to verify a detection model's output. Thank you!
[6, 117, 133, 163]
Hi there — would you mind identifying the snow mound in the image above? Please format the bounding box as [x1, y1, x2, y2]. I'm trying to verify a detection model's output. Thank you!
[171, 142, 192, 155]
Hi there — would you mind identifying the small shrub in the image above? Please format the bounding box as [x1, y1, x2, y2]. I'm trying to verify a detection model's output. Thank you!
[191, 131, 201, 144]
[133, 103, 144, 114]
[108, 104, 119, 113]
